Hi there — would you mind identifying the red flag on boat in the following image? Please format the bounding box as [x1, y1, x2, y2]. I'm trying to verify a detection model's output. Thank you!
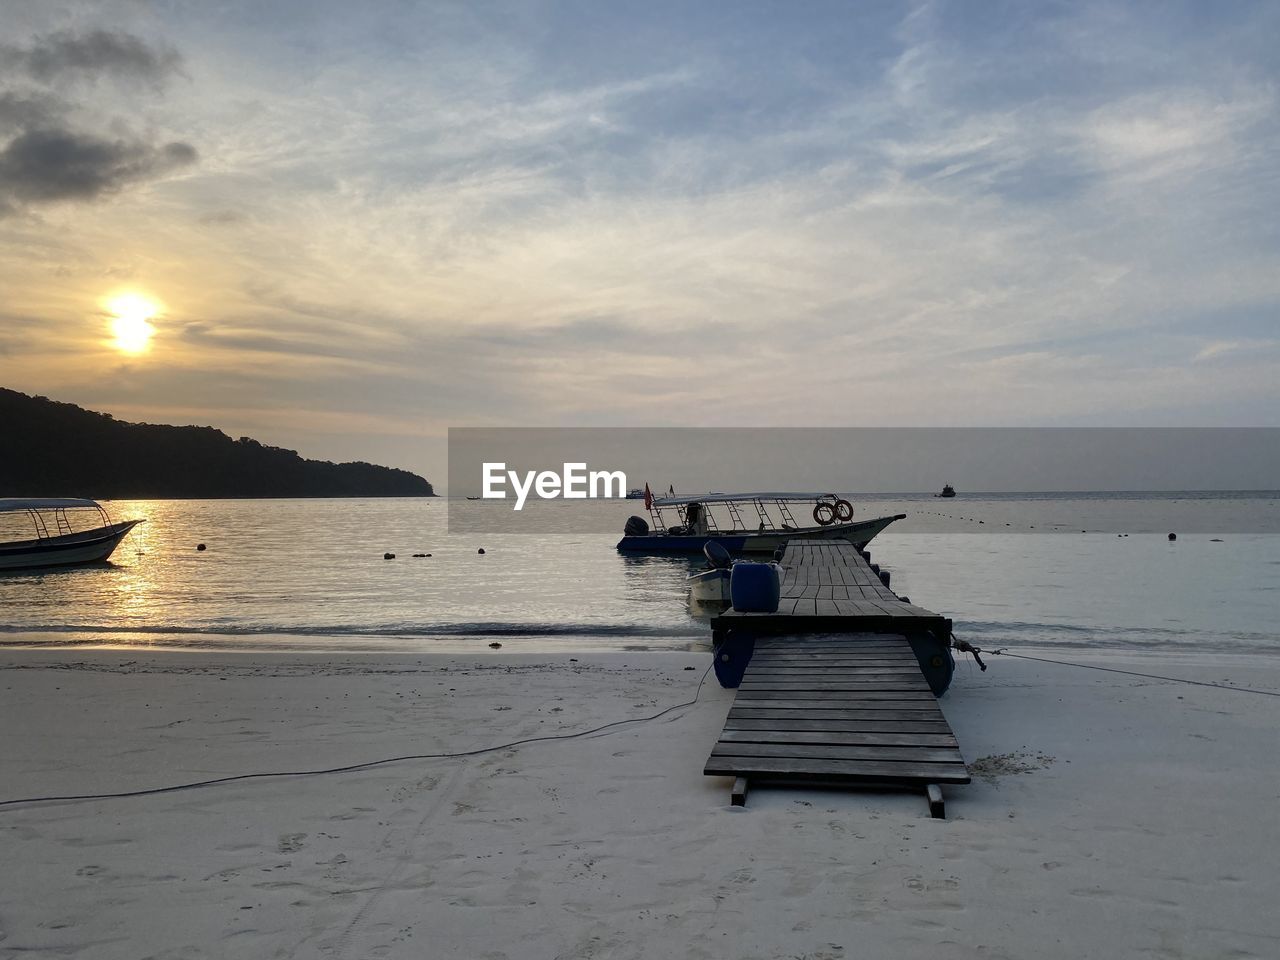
[643, 483, 653, 510]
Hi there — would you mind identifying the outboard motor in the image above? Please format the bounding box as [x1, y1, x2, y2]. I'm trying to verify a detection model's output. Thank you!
[684, 501, 705, 534]
[624, 515, 650, 537]
[703, 540, 733, 569]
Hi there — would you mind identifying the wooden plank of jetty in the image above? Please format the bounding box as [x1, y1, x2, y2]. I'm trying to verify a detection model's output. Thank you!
[706, 540, 967, 816]
[705, 633, 970, 814]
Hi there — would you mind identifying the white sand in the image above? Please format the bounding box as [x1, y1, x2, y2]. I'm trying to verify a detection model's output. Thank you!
[1, 645, 1278, 960]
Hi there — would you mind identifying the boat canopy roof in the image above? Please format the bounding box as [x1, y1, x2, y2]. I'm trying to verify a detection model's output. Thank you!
[0, 498, 104, 513]
[651, 492, 844, 507]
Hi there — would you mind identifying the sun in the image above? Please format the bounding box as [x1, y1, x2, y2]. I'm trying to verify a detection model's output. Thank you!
[106, 293, 159, 354]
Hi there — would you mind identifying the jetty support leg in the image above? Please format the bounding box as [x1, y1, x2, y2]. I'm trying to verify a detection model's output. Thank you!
[926, 784, 945, 819]
[731, 777, 749, 807]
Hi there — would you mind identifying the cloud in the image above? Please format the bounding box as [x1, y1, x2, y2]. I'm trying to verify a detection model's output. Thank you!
[1074, 90, 1274, 185]
[1193, 339, 1280, 363]
[0, 90, 67, 131]
[197, 209, 248, 226]
[0, 128, 196, 204]
[1, 29, 182, 88]
[1, 1, 1278, 473]
[1195, 340, 1243, 362]
[0, 28, 195, 215]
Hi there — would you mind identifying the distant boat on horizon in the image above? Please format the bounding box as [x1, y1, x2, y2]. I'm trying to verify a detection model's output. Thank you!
[625, 484, 675, 500]
[936, 484, 956, 498]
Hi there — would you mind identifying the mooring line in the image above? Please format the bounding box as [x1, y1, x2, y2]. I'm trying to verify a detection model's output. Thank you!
[953, 636, 1280, 698]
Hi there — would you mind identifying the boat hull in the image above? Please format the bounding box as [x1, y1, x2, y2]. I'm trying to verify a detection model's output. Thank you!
[619, 514, 905, 555]
[687, 568, 731, 603]
[0, 520, 143, 571]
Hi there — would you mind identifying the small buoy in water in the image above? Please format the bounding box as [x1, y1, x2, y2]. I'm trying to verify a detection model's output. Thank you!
[1210, 538, 1223, 543]
[488, 642, 502, 649]
[477, 548, 486, 555]
[412, 553, 427, 558]
[384, 552, 396, 559]
[1168, 533, 1177, 541]
[196, 543, 206, 551]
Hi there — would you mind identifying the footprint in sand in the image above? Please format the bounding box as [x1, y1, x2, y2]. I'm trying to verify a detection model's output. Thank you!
[277, 833, 307, 853]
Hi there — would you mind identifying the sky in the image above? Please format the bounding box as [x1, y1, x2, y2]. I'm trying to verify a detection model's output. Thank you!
[1, 0, 1278, 486]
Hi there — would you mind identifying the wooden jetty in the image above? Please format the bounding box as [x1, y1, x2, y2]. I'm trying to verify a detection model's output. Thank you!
[704, 540, 969, 816]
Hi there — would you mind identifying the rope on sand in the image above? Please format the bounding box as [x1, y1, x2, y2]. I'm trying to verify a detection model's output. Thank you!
[0, 663, 717, 809]
[952, 634, 1280, 698]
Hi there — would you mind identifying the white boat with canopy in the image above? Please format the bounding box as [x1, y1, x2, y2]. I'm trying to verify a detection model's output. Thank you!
[0, 499, 145, 571]
[617, 491, 904, 555]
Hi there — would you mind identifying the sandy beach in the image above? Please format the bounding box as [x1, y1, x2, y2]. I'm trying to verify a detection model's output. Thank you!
[1, 645, 1277, 960]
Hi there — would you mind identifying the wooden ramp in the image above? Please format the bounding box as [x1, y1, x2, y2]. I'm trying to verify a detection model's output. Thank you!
[704, 633, 969, 815]
[704, 541, 968, 816]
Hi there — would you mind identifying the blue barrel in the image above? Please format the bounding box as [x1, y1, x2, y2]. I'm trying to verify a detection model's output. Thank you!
[730, 562, 780, 613]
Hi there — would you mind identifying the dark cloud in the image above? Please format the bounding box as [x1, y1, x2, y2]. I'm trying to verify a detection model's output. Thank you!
[0, 128, 197, 204]
[2, 30, 182, 87]
[0, 30, 196, 214]
[0, 91, 66, 131]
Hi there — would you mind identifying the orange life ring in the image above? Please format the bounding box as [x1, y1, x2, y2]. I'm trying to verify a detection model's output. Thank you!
[833, 499, 853, 522]
[812, 502, 836, 526]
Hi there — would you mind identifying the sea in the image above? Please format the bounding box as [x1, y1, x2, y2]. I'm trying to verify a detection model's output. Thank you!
[2, 493, 1278, 655]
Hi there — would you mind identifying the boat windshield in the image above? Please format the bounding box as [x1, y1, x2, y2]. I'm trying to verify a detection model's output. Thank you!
[0, 499, 112, 542]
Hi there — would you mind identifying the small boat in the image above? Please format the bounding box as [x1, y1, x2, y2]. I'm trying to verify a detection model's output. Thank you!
[0, 499, 144, 571]
[687, 541, 734, 602]
[688, 566, 731, 602]
[624, 487, 647, 500]
[686, 541, 781, 604]
[936, 484, 956, 498]
[465, 496, 482, 500]
[618, 492, 905, 555]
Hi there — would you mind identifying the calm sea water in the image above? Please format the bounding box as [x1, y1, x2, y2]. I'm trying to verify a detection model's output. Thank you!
[1, 494, 1277, 654]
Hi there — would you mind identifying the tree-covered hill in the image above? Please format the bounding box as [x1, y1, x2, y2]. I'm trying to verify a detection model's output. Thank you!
[1, 388, 435, 498]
